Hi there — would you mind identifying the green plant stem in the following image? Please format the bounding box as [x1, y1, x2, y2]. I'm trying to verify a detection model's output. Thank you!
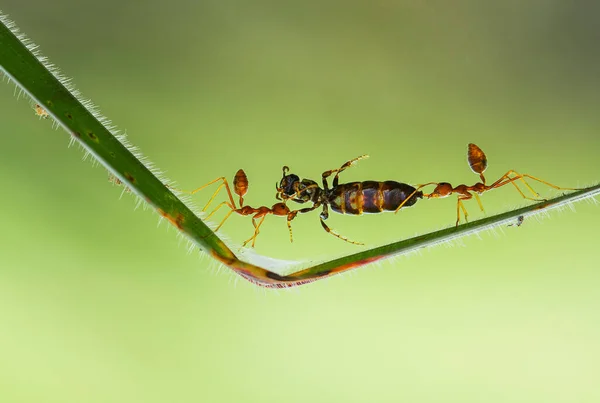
[1, 14, 598, 288]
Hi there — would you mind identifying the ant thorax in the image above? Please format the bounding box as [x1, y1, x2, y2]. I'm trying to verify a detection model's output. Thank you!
[278, 170, 323, 205]
[298, 179, 323, 204]
[287, 178, 322, 204]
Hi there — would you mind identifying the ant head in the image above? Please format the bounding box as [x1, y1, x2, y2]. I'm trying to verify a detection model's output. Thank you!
[270, 202, 291, 216]
[275, 166, 321, 204]
[430, 182, 453, 198]
[276, 166, 301, 198]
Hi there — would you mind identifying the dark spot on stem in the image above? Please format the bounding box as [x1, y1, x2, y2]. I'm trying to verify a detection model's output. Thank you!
[66, 113, 73, 120]
[72, 131, 81, 138]
[265, 271, 316, 281]
[87, 132, 99, 142]
[124, 172, 136, 184]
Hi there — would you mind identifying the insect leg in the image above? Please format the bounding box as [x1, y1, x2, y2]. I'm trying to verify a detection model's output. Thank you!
[318, 219, 364, 245]
[287, 183, 320, 201]
[286, 204, 321, 242]
[214, 208, 235, 232]
[489, 171, 541, 200]
[491, 170, 579, 200]
[242, 214, 267, 248]
[286, 211, 298, 242]
[204, 200, 235, 221]
[321, 155, 369, 188]
[318, 204, 364, 245]
[473, 193, 485, 212]
[455, 195, 471, 226]
[168, 176, 237, 212]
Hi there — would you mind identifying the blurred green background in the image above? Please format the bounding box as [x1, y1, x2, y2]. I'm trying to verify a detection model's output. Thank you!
[1, 1, 599, 402]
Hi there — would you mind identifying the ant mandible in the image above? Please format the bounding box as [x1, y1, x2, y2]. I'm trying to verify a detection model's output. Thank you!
[396, 143, 579, 226]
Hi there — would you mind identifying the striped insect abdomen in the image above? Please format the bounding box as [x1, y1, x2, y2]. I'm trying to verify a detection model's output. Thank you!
[379, 181, 421, 211]
[328, 181, 422, 215]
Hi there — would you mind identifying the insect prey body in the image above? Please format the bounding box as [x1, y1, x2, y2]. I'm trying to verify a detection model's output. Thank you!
[276, 156, 423, 244]
[328, 181, 420, 215]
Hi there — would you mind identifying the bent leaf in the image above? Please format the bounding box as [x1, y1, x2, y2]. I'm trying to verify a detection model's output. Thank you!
[1, 13, 597, 288]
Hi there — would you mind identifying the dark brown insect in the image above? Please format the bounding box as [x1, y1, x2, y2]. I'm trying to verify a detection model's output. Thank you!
[508, 215, 525, 227]
[276, 155, 423, 245]
[396, 143, 579, 226]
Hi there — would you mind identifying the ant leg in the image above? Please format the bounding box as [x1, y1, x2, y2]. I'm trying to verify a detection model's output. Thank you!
[169, 176, 237, 212]
[322, 155, 369, 188]
[455, 197, 471, 226]
[251, 214, 268, 248]
[318, 205, 364, 245]
[214, 208, 235, 232]
[242, 215, 267, 248]
[206, 200, 239, 233]
[286, 211, 298, 243]
[489, 171, 541, 199]
[286, 204, 321, 242]
[491, 170, 579, 201]
[512, 171, 579, 191]
[294, 204, 321, 216]
[473, 193, 485, 212]
[205, 201, 235, 221]
[196, 202, 235, 234]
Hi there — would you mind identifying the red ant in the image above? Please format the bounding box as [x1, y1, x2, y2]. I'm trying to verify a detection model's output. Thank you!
[396, 143, 579, 226]
[172, 170, 290, 247]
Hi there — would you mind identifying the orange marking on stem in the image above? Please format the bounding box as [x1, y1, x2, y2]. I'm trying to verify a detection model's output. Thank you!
[124, 172, 136, 184]
[157, 208, 185, 230]
[328, 255, 384, 274]
[108, 173, 131, 192]
[34, 104, 49, 118]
